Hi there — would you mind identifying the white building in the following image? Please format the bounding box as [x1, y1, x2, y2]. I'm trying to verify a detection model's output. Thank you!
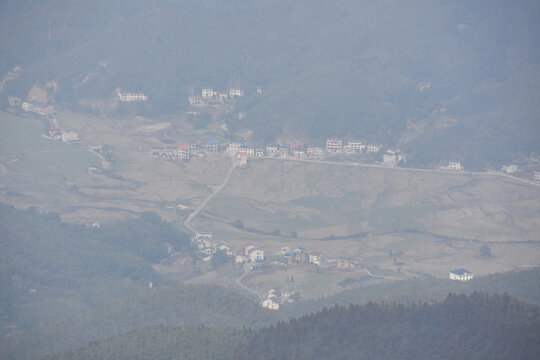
[117, 93, 148, 102]
[248, 248, 264, 262]
[266, 145, 278, 154]
[309, 251, 324, 266]
[348, 142, 364, 151]
[366, 144, 380, 153]
[229, 88, 244, 97]
[326, 138, 343, 152]
[228, 142, 243, 152]
[449, 162, 463, 171]
[449, 269, 473, 281]
[307, 147, 324, 157]
[196, 232, 213, 240]
[262, 298, 280, 310]
[534, 171, 540, 182]
[178, 145, 191, 160]
[201, 88, 215, 98]
[188, 96, 204, 106]
[501, 164, 518, 174]
[255, 149, 265, 157]
[61, 131, 79, 143]
[383, 152, 397, 166]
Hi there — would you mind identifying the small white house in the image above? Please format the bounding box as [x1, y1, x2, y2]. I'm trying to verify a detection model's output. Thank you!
[449, 269, 473, 281]
[262, 298, 280, 310]
[449, 162, 462, 171]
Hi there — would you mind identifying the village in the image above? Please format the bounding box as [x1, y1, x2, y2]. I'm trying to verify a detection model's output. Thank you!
[4, 88, 538, 310]
[190, 230, 365, 310]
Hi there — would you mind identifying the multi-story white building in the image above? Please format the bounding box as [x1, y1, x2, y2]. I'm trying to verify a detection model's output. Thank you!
[348, 142, 365, 151]
[255, 149, 265, 157]
[326, 138, 343, 152]
[117, 93, 148, 102]
[449, 269, 473, 281]
[449, 162, 463, 171]
[201, 88, 215, 98]
[229, 88, 244, 97]
[178, 145, 191, 160]
[188, 96, 205, 106]
[206, 140, 219, 153]
[534, 171, 540, 182]
[266, 145, 278, 154]
[366, 145, 380, 153]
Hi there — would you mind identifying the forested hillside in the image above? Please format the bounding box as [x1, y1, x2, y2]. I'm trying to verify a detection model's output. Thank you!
[51, 293, 540, 360]
[0, 204, 279, 359]
[1, 204, 539, 358]
[1, 0, 539, 168]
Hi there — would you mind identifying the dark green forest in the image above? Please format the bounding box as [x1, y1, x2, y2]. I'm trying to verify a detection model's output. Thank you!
[1, 0, 539, 168]
[50, 293, 540, 360]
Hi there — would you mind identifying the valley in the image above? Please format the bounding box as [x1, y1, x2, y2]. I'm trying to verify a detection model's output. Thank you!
[1, 110, 539, 300]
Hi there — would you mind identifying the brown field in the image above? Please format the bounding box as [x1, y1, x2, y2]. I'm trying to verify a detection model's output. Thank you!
[1, 110, 539, 298]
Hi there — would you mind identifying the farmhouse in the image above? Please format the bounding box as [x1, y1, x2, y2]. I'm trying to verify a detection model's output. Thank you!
[449, 269, 473, 281]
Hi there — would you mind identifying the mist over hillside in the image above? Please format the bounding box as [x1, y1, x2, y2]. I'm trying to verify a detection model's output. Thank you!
[1, 0, 539, 168]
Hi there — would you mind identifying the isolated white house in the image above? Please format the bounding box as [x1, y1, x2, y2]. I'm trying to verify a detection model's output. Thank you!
[449, 269, 473, 281]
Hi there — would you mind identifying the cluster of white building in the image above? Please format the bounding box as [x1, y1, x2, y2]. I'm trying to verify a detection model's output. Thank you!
[151, 140, 221, 161]
[47, 126, 81, 144]
[193, 232, 234, 262]
[262, 289, 295, 310]
[189, 88, 244, 107]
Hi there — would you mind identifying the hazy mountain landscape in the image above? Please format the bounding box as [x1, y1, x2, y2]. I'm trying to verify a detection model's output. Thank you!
[1, 0, 539, 359]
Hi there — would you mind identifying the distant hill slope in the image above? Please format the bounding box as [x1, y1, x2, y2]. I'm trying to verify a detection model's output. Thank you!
[51, 293, 540, 360]
[1, 0, 539, 168]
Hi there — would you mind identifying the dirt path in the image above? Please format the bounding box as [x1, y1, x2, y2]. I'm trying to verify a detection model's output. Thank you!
[183, 155, 236, 235]
[235, 264, 261, 299]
